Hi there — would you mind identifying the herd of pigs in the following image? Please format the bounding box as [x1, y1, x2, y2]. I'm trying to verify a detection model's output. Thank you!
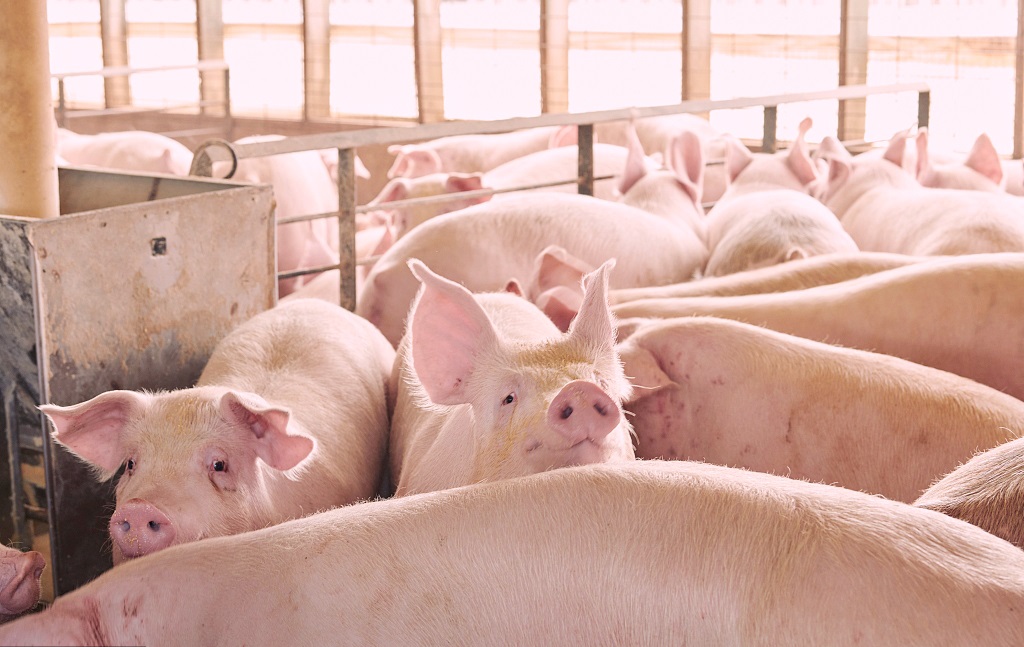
[3, 113, 1024, 644]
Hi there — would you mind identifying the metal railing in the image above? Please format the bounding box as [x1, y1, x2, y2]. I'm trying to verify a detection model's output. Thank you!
[190, 81, 931, 311]
[52, 60, 233, 140]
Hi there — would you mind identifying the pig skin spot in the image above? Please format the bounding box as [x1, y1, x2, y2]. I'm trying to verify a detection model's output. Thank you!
[122, 596, 140, 619]
[711, 376, 725, 386]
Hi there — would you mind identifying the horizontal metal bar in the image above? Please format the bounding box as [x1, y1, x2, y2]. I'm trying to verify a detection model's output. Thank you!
[51, 60, 229, 80]
[61, 100, 223, 120]
[199, 82, 930, 163]
[24, 505, 48, 523]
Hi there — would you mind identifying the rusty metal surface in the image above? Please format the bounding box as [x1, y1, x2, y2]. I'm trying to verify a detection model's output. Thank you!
[0, 168, 275, 595]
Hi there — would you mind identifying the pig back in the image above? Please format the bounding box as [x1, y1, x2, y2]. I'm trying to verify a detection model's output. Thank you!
[10, 461, 1024, 647]
[357, 193, 709, 346]
[199, 298, 394, 503]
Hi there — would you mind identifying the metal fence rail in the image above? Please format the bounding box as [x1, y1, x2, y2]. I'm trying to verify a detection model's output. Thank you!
[53, 60, 233, 140]
[190, 81, 931, 311]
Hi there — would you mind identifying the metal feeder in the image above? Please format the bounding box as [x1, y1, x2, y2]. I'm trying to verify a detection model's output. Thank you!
[0, 166, 276, 597]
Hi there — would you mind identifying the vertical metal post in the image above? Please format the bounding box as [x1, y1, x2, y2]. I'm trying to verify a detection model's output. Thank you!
[303, 0, 331, 121]
[917, 90, 930, 132]
[336, 147, 357, 311]
[56, 78, 67, 128]
[762, 105, 778, 154]
[577, 123, 594, 196]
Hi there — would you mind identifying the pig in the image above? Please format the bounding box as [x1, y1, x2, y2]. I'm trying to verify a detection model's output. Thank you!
[702, 119, 858, 277]
[40, 299, 394, 564]
[817, 132, 1024, 255]
[371, 143, 660, 239]
[618, 316, 1024, 503]
[596, 113, 729, 204]
[55, 128, 194, 176]
[386, 125, 574, 178]
[915, 436, 1024, 549]
[356, 192, 709, 347]
[3, 460, 1024, 646]
[0, 547, 44, 622]
[610, 253, 1024, 401]
[617, 127, 708, 241]
[609, 250, 922, 303]
[915, 128, 1004, 192]
[389, 259, 634, 495]
[279, 222, 394, 305]
[228, 135, 342, 296]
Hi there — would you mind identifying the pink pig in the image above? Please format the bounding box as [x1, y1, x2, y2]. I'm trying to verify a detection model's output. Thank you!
[702, 119, 858, 277]
[386, 125, 574, 178]
[914, 128, 1004, 192]
[618, 316, 1024, 503]
[56, 128, 194, 176]
[609, 250, 922, 303]
[41, 299, 394, 564]
[0, 546, 44, 622]
[817, 132, 1024, 255]
[611, 253, 1024, 401]
[356, 193, 708, 347]
[2, 461, 1024, 646]
[915, 436, 1024, 550]
[389, 259, 635, 495]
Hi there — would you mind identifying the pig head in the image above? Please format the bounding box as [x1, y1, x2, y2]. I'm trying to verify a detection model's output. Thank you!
[41, 387, 315, 564]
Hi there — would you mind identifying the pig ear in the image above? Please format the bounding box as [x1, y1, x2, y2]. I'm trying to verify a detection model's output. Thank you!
[529, 245, 595, 300]
[39, 390, 150, 475]
[549, 125, 578, 148]
[784, 246, 808, 263]
[813, 135, 850, 163]
[965, 133, 1004, 186]
[407, 259, 499, 405]
[387, 147, 440, 178]
[825, 156, 852, 199]
[504, 278, 524, 297]
[883, 131, 907, 168]
[370, 179, 409, 206]
[617, 123, 650, 196]
[354, 153, 371, 180]
[667, 130, 705, 207]
[725, 136, 753, 182]
[536, 286, 583, 333]
[617, 340, 676, 404]
[219, 391, 314, 472]
[568, 259, 616, 351]
[444, 172, 484, 194]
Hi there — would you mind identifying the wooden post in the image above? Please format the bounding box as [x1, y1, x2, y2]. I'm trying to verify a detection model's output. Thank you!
[303, 0, 332, 121]
[1014, 0, 1024, 158]
[540, 0, 570, 113]
[838, 0, 869, 142]
[196, 0, 228, 118]
[682, 0, 712, 103]
[99, 0, 131, 108]
[413, 0, 445, 123]
[0, 0, 60, 218]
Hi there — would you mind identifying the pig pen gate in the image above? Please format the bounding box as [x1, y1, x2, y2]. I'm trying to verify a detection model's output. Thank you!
[3, 81, 928, 601]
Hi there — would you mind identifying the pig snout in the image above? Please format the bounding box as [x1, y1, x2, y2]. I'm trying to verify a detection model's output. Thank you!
[109, 499, 176, 560]
[547, 380, 619, 446]
[0, 550, 45, 617]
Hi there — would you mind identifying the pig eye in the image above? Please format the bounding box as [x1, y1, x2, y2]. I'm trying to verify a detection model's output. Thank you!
[502, 393, 516, 406]
[125, 458, 135, 473]
[212, 459, 227, 473]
